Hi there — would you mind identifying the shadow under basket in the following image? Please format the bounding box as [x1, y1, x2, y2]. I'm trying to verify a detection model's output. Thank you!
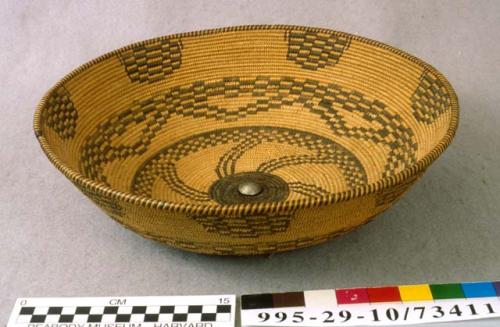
[34, 25, 459, 255]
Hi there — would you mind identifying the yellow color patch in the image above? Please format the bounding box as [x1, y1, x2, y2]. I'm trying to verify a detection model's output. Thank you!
[399, 284, 433, 301]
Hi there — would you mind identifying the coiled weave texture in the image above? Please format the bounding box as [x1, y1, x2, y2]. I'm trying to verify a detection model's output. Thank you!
[34, 25, 458, 255]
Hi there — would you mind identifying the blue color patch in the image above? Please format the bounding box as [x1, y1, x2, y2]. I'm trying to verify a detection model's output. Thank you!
[494, 281, 500, 296]
[461, 282, 497, 298]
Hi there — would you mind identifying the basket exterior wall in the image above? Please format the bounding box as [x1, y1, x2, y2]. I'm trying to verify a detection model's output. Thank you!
[75, 173, 421, 255]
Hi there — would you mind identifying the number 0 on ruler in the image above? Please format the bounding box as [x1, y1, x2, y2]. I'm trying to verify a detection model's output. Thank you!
[8, 295, 236, 327]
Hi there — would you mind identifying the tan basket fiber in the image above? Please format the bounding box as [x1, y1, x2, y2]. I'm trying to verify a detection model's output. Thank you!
[34, 25, 459, 255]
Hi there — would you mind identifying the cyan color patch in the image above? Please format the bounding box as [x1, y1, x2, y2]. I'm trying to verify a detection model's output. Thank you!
[461, 282, 497, 298]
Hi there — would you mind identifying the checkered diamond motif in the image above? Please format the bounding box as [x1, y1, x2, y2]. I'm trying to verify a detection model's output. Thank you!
[286, 30, 352, 70]
[411, 69, 452, 124]
[189, 212, 295, 238]
[16, 305, 231, 323]
[131, 126, 367, 203]
[148, 225, 370, 255]
[80, 76, 414, 188]
[120, 38, 183, 83]
[42, 86, 78, 139]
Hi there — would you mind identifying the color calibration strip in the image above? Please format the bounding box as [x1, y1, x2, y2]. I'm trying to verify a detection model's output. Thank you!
[241, 281, 500, 326]
[242, 281, 500, 309]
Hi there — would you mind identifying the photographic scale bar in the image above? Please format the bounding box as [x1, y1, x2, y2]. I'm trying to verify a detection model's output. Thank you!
[7, 281, 500, 327]
[7, 295, 235, 327]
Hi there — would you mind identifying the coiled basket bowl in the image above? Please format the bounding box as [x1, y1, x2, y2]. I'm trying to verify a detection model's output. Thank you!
[34, 25, 459, 255]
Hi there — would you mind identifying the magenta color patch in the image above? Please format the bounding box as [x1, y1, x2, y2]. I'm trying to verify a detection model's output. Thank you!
[335, 288, 370, 304]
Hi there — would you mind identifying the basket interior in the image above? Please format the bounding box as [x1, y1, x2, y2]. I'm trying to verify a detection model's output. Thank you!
[37, 27, 455, 206]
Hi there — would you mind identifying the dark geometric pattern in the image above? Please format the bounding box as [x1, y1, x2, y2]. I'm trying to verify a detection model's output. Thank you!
[145, 220, 376, 254]
[155, 162, 211, 202]
[80, 75, 415, 186]
[216, 138, 261, 179]
[127, 125, 366, 238]
[78, 185, 123, 218]
[188, 211, 296, 238]
[286, 30, 352, 70]
[190, 178, 346, 238]
[131, 126, 367, 201]
[310, 90, 416, 178]
[42, 86, 78, 139]
[411, 69, 451, 124]
[257, 154, 363, 184]
[16, 305, 231, 323]
[288, 181, 333, 198]
[375, 174, 420, 207]
[119, 38, 183, 84]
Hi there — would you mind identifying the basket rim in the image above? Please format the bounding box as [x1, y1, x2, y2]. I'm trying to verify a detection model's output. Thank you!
[33, 24, 460, 216]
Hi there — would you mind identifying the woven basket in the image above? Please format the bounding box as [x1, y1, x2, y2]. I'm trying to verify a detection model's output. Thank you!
[34, 25, 459, 255]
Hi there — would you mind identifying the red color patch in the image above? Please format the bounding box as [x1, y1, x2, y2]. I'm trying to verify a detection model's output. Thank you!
[367, 286, 401, 302]
[335, 288, 369, 304]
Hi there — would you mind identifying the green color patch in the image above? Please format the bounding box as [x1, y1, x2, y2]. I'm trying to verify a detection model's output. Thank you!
[430, 283, 465, 300]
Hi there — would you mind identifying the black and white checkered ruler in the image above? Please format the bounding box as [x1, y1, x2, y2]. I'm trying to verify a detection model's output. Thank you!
[7, 295, 235, 327]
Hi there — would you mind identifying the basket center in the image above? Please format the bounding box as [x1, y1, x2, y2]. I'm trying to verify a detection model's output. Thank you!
[209, 172, 289, 205]
[237, 181, 263, 196]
